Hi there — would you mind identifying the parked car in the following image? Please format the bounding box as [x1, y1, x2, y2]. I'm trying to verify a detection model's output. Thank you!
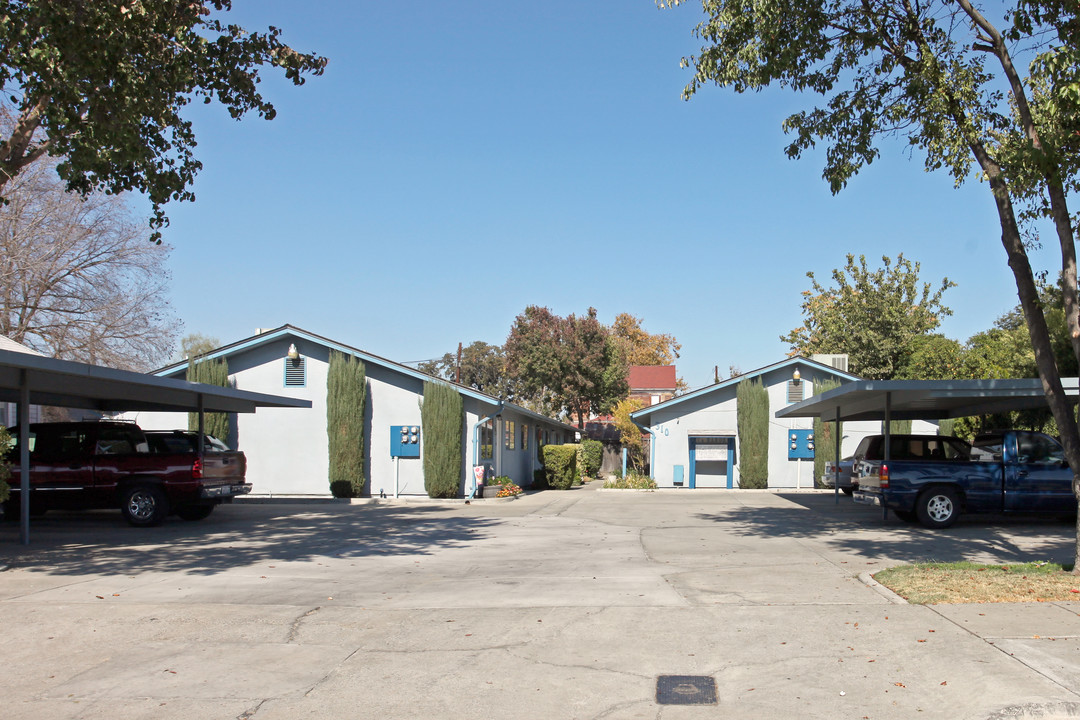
[3, 421, 248, 526]
[821, 457, 857, 495]
[854, 429, 1074, 528]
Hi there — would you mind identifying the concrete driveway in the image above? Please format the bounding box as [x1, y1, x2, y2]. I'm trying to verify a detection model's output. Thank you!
[0, 484, 1077, 719]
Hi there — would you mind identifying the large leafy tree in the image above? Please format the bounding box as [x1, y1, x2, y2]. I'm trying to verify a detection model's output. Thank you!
[611, 313, 682, 366]
[417, 341, 512, 397]
[505, 306, 629, 426]
[0, 1, 327, 240]
[782, 254, 954, 379]
[665, 0, 1080, 567]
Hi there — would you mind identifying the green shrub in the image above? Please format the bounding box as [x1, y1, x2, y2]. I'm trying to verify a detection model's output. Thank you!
[603, 472, 656, 489]
[422, 381, 464, 498]
[542, 444, 579, 490]
[327, 351, 367, 498]
[737, 378, 769, 488]
[609, 466, 623, 480]
[813, 378, 841, 488]
[187, 356, 231, 441]
[532, 467, 548, 490]
[581, 439, 603, 478]
[0, 426, 10, 503]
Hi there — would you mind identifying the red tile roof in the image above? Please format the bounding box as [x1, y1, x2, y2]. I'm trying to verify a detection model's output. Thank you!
[628, 365, 677, 390]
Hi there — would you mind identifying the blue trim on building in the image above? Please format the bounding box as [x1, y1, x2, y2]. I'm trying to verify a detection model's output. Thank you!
[631, 356, 861, 425]
[153, 324, 577, 433]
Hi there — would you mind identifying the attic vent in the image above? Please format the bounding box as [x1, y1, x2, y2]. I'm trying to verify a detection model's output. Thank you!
[812, 353, 849, 372]
[787, 380, 804, 404]
[285, 357, 306, 387]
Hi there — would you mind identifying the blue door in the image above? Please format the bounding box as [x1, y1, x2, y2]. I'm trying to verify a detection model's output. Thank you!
[689, 437, 734, 488]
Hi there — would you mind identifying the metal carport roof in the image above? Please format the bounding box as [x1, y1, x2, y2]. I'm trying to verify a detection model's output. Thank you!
[1, 348, 312, 544]
[775, 378, 1080, 423]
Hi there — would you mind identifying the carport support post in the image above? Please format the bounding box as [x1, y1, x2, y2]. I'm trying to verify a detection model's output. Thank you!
[19, 369, 30, 546]
[883, 392, 892, 521]
[197, 394, 206, 467]
[834, 407, 841, 506]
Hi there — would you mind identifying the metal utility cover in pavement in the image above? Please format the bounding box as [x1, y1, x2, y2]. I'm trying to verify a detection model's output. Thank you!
[656, 675, 718, 705]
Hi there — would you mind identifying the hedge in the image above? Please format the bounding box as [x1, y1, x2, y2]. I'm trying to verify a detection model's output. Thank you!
[327, 351, 367, 498]
[736, 378, 769, 488]
[542, 444, 579, 490]
[422, 381, 464, 498]
[186, 356, 230, 441]
[581, 438, 603, 478]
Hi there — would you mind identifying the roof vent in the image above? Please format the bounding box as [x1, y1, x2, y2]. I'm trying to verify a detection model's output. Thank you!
[812, 353, 849, 372]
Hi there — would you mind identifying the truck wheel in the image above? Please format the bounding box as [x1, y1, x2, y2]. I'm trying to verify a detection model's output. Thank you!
[916, 487, 960, 529]
[841, 487, 854, 496]
[121, 484, 169, 527]
[176, 504, 215, 521]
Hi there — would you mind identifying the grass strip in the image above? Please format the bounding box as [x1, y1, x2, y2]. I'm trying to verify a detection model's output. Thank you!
[874, 561, 1079, 604]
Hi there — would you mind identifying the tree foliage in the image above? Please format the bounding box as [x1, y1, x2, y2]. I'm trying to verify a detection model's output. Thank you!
[736, 378, 769, 488]
[181, 334, 221, 362]
[327, 351, 366, 499]
[611, 313, 681, 366]
[0, 2, 327, 240]
[664, 0, 1080, 567]
[812, 377, 841, 486]
[782, 254, 954, 379]
[505, 306, 628, 426]
[0, 154, 178, 370]
[421, 381, 463, 498]
[186, 357, 230, 441]
[0, 425, 9, 502]
[417, 341, 512, 397]
[613, 396, 648, 472]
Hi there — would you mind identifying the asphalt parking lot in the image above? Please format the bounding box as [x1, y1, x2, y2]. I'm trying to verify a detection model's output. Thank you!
[0, 484, 1077, 719]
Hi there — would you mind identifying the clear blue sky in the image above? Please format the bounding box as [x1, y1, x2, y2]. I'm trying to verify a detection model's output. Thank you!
[159, 0, 1054, 389]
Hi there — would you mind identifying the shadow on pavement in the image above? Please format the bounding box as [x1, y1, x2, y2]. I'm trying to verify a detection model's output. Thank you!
[694, 493, 1076, 565]
[0, 503, 497, 577]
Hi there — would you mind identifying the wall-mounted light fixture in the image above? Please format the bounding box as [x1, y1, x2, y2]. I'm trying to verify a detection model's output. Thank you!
[286, 343, 300, 361]
[792, 367, 801, 384]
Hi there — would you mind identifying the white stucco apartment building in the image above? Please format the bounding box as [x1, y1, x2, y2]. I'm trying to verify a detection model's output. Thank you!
[125, 326, 577, 497]
[630, 356, 936, 489]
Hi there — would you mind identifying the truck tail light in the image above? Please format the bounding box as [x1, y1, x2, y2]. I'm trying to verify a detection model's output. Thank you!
[879, 464, 889, 489]
[192, 456, 204, 479]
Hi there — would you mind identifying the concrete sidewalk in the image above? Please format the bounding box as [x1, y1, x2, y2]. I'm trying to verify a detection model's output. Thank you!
[0, 484, 1077, 719]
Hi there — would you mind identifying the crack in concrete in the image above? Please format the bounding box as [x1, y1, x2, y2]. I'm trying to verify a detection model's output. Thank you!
[927, 604, 1080, 701]
[286, 605, 321, 644]
[236, 698, 268, 719]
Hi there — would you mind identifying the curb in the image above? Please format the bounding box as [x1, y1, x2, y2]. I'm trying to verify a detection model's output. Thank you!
[859, 570, 909, 604]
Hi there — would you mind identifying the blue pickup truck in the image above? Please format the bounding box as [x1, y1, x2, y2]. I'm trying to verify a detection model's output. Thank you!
[853, 430, 1077, 528]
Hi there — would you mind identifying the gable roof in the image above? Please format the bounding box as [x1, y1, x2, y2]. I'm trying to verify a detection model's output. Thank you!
[628, 365, 677, 391]
[0, 335, 45, 356]
[630, 356, 861, 424]
[155, 325, 578, 432]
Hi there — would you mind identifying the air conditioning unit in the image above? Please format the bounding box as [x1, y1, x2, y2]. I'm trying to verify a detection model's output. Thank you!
[812, 353, 849, 372]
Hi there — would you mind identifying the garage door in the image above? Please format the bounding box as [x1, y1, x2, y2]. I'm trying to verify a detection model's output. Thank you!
[690, 436, 734, 488]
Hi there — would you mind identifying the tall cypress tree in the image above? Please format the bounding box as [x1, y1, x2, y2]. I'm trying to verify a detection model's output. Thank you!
[422, 381, 463, 498]
[813, 378, 841, 486]
[736, 378, 769, 488]
[187, 357, 230, 442]
[327, 351, 366, 498]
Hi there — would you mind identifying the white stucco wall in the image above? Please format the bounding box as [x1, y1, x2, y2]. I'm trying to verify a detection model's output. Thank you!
[126, 333, 573, 497]
[642, 364, 919, 489]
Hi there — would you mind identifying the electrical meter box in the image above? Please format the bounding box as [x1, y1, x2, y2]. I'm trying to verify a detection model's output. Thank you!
[788, 429, 815, 460]
[391, 425, 421, 458]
